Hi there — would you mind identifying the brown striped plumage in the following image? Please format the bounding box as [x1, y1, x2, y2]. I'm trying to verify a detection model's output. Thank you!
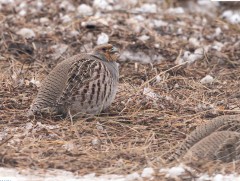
[183, 131, 240, 162]
[169, 115, 240, 162]
[28, 44, 120, 117]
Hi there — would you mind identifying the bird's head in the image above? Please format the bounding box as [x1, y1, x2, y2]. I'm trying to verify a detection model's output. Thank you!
[93, 44, 120, 62]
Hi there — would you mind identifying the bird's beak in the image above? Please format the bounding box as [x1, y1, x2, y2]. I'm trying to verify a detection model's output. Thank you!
[110, 46, 118, 53]
[110, 46, 120, 58]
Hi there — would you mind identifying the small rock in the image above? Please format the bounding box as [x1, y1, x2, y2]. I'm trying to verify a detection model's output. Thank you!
[93, 0, 112, 10]
[16, 28, 36, 39]
[77, 4, 93, 16]
[96, 122, 104, 131]
[200, 75, 214, 84]
[63, 142, 75, 151]
[97, 32, 109, 45]
[25, 122, 33, 130]
[40, 17, 49, 24]
[189, 37, 200, 47]
[70, 30, 80, 37]
[61, 14, 72, 23]
[19, 9, 27, 16]
[59, 0, 75, 12]
[214, 27, 222, 37]
[91, 138, 101, 146]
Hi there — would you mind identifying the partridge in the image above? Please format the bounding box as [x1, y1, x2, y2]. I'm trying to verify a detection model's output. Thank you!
[169, 115, 240, 161]
[183, 131, 240, 162]
[28, 44, 120, 117]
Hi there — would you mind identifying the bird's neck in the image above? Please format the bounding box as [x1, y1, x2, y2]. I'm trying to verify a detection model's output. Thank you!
[92, 52, 109, 62]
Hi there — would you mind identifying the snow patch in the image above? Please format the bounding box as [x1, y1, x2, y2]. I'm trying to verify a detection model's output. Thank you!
[143, 87, 159, 100]
[138, 35, 150, 41]
[222, 10, 240, 24]
[176, 47, 206, 65]
[167, 7, 185, 14]
[135, 3, 157, 13]
[141, 167, 155, 178]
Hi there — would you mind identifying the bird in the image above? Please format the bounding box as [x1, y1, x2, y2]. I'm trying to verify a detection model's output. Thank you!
[28, 43, 120, 118]
[168, 115, 240, 162]
[183, 131, 240, 162]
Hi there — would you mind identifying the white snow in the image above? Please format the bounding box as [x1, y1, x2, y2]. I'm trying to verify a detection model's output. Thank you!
[1, 166, 240, 181]
[167, 7, 185, 14]
[121, 50, 151, 64]
[50, 44, 68, 60]
[141, 167, 155, 178]
[77, 4, 93, 16]
[29, 77, 41, 87]
[222, 10, 240, 24]
[200, 75, 214, 84]
[97, 32, 109, 45]
[176, 47, 205, 65]
[16, 28, 36, 39]
[59, 0, 75, 12]
[70, 30, 80, 37]
[153, 19, 168, 27]
[0, 0, 14, 4]
[125, 172, 141, 181]
[143, 87, 159, 100]
[135, 3, 157, 13]
[214, 27, 222, 37]
[60, 14, 72, 23]
[159, 164, 188, 178]
[212, 41, 224, 51]
[93, 0, 112, 11]
[36, 0, 43, 10]
[212, 174, 240, 181]
[167, 166, 185, 177]
[189, 37, 200, 47]
[138, 35, 150, 41]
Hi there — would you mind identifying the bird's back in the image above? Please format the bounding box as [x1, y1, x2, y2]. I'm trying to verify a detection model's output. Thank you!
[183, 131, 240, 162]
[28, 53, 118, 117]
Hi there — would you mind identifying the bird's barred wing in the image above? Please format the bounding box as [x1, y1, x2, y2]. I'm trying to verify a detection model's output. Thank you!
[215, 133, 240, 162]
[56, 58, 106, 108]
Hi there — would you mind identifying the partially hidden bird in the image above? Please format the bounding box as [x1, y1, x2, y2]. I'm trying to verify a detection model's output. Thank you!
[28, 44, 120, 118]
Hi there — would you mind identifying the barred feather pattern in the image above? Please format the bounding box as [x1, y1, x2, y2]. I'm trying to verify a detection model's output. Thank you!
[169, 115, 240, 161]
[183, 131, 240, 162]
[28, 52, 119, 117]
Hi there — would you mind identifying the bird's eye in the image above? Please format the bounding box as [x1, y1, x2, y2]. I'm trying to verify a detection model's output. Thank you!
[102, 48, 106, 52]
